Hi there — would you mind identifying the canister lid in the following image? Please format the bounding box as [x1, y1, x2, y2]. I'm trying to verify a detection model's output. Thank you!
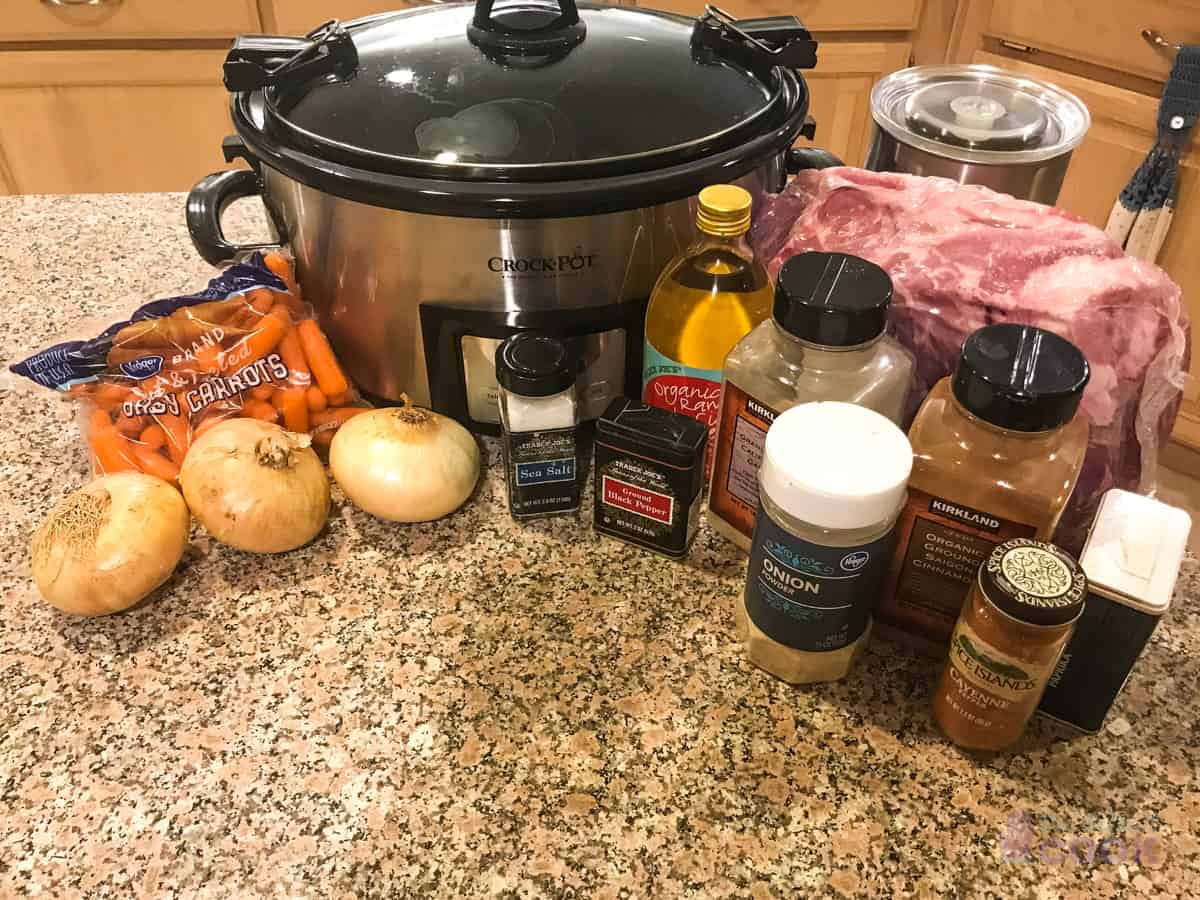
[953, 323, 1089, 432]
[496, 332, 575, 396]
[870, 65, 1090, 165]
[596, 397, 707, 469]
[759, 401, 912, 530]
[979, 538, 1087, 626]
[774, 252, 893, 346]
[1080, 489, 1192, 614]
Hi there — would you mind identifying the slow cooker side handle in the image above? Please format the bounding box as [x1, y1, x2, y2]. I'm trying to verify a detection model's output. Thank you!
[787, 148, 843, 173]
[186, 168, 284, 266]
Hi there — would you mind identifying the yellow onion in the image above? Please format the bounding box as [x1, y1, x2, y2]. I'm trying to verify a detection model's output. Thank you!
[31, 473, 190, 616]
[180, 418, 329, 553]
[330, 404, 480, 522]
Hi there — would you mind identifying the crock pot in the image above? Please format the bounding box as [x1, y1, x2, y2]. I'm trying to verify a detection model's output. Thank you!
[865, 64, 1090, 205]
[186, 1, 840, 427]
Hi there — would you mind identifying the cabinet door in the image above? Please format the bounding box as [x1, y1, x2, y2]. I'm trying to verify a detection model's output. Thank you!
[974, 52, 1200, 451]
[804, 43, 912, 168]
[989, 0, 1200, 83]
[0, 0, 259, 41]
[264, 0, 428, 32]
[0, 50, 235, 195]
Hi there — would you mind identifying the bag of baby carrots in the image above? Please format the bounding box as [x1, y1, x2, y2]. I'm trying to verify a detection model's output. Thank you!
[11, 251, 368, 483]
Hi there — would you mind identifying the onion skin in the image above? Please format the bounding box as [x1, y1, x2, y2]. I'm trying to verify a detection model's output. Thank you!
[31, 473, 190, 616]
[330, 406, 480, 523]
[180, 418, 330, 553]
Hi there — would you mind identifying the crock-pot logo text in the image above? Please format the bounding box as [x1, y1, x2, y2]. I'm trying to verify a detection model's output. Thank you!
[488, 250, 597, 275]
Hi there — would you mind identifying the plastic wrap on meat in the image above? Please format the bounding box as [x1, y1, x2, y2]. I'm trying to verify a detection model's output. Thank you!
[751, 168, 1190, 551]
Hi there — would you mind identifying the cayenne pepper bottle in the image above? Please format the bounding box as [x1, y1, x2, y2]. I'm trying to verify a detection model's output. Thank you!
[933, 538, 1087, 752]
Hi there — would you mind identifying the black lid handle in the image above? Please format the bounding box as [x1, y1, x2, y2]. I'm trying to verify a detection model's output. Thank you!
[468, 0, 586, 59]
[224, 20, 358, 93]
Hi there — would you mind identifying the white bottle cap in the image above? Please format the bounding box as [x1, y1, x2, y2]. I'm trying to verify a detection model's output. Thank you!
[1080, 489, 1192, 614]
[760, 401, 913, 531]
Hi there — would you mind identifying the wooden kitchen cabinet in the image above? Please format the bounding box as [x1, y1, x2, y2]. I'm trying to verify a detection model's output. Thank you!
[0, 50, 236, 195]
[263, 0, 424, 33]
[1, 0, 260, 42]
[806, 42, 913, 166]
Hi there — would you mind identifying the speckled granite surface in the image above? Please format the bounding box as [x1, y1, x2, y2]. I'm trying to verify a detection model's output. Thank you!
[0, 194, 1198, 899]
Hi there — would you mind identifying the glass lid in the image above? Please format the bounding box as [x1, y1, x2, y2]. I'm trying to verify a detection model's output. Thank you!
[871, 65, 1090, 164]
[242, 1, 789, 178]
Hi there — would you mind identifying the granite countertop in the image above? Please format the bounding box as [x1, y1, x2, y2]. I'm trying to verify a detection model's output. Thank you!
[1, 194, 1197, 899]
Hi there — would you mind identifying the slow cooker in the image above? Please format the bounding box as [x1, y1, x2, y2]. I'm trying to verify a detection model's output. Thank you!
[186, 1, 840, 432]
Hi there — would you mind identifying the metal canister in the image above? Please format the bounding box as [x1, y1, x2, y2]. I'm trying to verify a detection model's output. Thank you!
[866, 65, 1090, 205]
[1038, 490, 1192, 733]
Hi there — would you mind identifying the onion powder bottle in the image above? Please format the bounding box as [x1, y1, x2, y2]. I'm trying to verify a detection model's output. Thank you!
[740, 401, 913, 683]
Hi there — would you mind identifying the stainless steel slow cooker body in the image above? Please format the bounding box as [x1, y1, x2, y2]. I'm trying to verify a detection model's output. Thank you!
[865, 65, 1090, 206]
[187, 1, 839, 418]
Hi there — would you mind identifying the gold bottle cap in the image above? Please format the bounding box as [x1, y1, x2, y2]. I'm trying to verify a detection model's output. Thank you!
[696, 184, 752, 237]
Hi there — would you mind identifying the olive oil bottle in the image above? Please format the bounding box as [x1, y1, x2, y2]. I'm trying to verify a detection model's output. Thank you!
[642, 184, 772, 473]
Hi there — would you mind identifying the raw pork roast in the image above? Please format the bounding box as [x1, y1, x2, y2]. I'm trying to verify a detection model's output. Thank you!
[751, 168, 1190, 550]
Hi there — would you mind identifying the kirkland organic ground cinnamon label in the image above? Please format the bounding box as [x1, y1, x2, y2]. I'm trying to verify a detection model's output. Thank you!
[878, 488, 1037, 642]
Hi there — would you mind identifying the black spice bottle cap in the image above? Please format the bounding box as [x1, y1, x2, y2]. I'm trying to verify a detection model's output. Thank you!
[953, 323, 1089, 432]
[979, 538, 1087, 626]
[773, 252, 893, 347]
[596, 397, 707, 469]
[496, 332, 575, 397]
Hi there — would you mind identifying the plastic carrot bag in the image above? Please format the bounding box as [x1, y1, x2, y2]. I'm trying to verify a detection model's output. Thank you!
[11, 252, 368, 482]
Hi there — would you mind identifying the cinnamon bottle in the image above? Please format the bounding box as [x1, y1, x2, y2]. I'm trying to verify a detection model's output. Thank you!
[877, 324, 1090, 646]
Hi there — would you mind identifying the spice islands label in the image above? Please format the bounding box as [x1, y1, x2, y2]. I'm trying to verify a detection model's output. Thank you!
[642, 342, 722, 471]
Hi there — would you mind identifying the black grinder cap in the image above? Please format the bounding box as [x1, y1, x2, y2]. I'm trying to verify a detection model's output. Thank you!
[979, 538, 1087, 627]
[495, 332, 575, 397]
[953, 323, 1089, 432]
[774, 252, 893, 347]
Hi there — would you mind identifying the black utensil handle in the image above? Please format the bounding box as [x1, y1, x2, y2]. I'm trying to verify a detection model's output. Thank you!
[186, 169, 284, 266]
[786, 147, 843, 173]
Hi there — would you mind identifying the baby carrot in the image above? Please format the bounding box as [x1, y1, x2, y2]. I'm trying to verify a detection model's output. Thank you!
[244, 399, 279, 422]
[246, 288, 276, 318]
[269, 304, 312, 386]
[132, 444, 180, 483]
[306, 385, 327, 413]
[220, 313, 287, 373]
[278, 388, 309, 434]
[89, 420, 139, 475]
[195, 343, 222, 373]
[140, 424, 167, 450]
[113, 413, 144, 437]
[92, 383, 133, 412]
[296, 320, 349, 396]
[158, 411, 190, 465]
[325, 391, 350, 407]
[250, 384, 275, 401]
[263, 252, 299, 294]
